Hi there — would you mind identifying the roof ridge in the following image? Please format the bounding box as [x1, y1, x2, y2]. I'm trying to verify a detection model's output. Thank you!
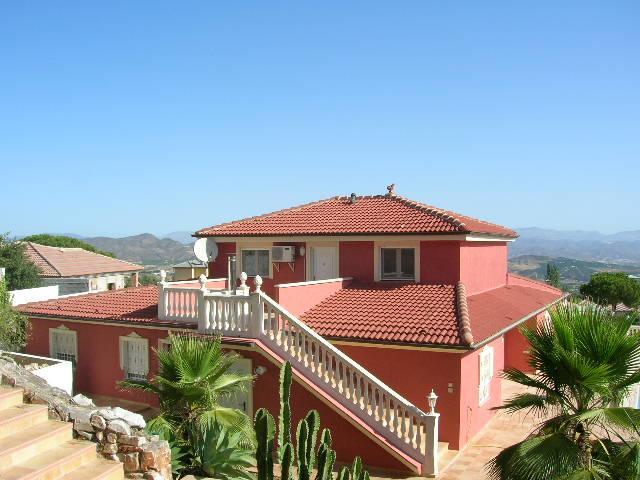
[456, 282, 474, 345]
[195, 196, 338, 236]
[388, 195, 468, 231]
[27, 242, 63, 277]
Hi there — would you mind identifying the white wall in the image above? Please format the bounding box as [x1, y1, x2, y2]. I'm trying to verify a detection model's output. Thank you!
[10, 285, 59, 306]
[1, 352, 73, 395]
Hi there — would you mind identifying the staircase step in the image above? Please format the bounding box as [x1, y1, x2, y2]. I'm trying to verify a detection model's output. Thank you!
[60, 458, 124, 480]
[0, 404, 48, 439]
[0, 387, 23, 410]
[0, 439, 97, 480]
[0, 420, 73, 470]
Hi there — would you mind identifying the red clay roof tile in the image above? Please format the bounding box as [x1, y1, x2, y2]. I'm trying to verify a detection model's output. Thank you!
[24, 242, 142, 278]
[18, 285, 190, 326]
[195, 195, 517, 238]
[301, 281, 563, 347]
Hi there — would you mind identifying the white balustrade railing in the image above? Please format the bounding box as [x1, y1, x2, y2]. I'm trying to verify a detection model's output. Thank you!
[157, 273, 440, 476]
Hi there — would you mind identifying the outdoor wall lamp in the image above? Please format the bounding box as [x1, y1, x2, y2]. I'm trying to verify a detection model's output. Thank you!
[299, 246, 306, 257]
[427, 389, 438, 413]
[254, 366, 267, 376]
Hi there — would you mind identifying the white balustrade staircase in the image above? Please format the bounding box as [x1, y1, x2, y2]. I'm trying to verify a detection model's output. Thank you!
[0, 386, 124, 480]
[159, 277, 449, 476]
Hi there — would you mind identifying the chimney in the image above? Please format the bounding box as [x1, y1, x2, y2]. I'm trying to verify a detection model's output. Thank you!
[349, 193, 357, 204]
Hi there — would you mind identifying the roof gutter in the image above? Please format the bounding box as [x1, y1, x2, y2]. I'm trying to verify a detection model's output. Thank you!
[469, 293, 569, 350]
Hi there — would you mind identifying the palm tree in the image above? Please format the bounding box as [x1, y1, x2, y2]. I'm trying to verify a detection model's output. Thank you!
[487, 303, 640, 480]
[120, 333, 255, 457]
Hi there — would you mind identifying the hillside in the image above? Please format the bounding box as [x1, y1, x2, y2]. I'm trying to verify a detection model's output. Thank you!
[509, 255, 640, 290]
[511, 228, 640, 264]
[83, 233, 193, 268]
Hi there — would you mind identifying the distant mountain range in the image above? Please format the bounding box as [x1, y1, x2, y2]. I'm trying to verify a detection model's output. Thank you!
[509, 255, 640, 289]
[82, 233, 193, 268]
[161, 231, 195, 245]
[510, 228, 640, 265]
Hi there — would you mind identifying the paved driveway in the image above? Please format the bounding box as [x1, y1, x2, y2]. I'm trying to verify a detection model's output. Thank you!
[438, 380, 542, 480]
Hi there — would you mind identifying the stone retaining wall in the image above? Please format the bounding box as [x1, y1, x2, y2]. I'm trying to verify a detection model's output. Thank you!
[0, 356, 172, 480]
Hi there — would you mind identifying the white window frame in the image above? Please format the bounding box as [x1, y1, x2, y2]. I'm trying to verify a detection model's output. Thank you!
[380, 247, 416, 281]
[373, 241, 420, 282]
[479, 345, 495, 406]
[240, 248, 271, 278]
[119, 333, 149, 381]
[49, 326, 78, 364]
[158, 337, 172, 352]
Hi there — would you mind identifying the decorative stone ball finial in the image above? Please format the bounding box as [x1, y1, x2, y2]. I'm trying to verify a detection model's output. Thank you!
[159, 270, 167, 283]
[254, 275, 263, 292]
[198, 274, 207, 289]
[239, 272, 248, 288]
[386, 183, 396, 196]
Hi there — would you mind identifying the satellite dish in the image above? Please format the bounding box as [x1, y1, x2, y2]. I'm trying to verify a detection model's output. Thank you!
[194, 238, 218, 263]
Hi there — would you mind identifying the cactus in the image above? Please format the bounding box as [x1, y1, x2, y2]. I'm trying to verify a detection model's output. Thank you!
[303, 410, 320, 471]
[337, 466, 351, 480]
[254, 362, 370, 480]
[278, 362, 293, 460]
[255, 408, 275, 480]
[280, 442, 294, 480]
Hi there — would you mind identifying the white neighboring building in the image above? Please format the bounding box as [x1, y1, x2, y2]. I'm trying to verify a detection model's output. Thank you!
[24, 242, 143, 295]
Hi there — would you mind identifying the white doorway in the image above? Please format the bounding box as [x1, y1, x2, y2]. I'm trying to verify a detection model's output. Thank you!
[220, 357, 253, 416]
[311, 247, 337, 281]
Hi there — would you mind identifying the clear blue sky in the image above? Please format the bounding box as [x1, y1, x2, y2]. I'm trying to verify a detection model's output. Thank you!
[1, 1, 638, 237]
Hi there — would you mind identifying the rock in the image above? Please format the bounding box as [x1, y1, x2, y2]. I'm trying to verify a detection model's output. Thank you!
[105, 432, 118, 443]
[73, 420, 93, 433]
[140, 441, 171, 472]
[117, 452, 140, 472]
[119, 434, 147, 447]
[102, 443, 118, 454]
[90, 414, 107, 430]
[113, 407, 146, 428]
[107, 419, 131, 436]
[71, 393, 95, 407]
[96, 408, 119, 421]
[95, 431, 104, 442]
[119, 445, 143, 454]
[143, 471, 164, 480]
[76, 430, 93, 441]
[68, 406, 93, 423]
[104, 453, 119, 462]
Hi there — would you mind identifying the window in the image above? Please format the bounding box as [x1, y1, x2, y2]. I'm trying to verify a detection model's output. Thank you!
[119, 334, 149, 380]
[241, 249, 270, 277]
[479, 345, 495, 406]
[50, 327, 77, 364]
[158, 337, 172, 352]
[380, 248, 415, 280]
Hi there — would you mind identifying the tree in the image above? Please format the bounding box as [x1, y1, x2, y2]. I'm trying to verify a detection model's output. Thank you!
[22, 234, 115, 258]
[545, 263, 561, 289]
[580, 272, 640, 311]
[0, 233, 41, 290]
[124, 272, 157, 288]
[0, 278, 30, 351]
[487, 303, 640, 479]
[120, 333, 254, 478]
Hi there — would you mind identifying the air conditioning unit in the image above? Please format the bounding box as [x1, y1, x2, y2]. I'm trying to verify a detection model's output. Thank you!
[271, 246, 295, 262]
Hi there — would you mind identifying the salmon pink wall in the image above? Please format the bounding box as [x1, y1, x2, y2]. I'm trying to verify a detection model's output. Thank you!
[208, 242, 237, 278]
[504, 312, 545, 373]
[458, 336, 504, 447]
[26, 317, 172, 406]
[225, 348, 412, 473]
[339, 241, 374, 282]
[335, 343, 465, 449]
[274, 277, 353, 318]
[207, 242, 306, 297]
[459, 242, 508, 295]
[420, 241, 461, 285]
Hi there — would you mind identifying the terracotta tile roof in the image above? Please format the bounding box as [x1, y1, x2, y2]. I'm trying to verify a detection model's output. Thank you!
[467, 285, 564, 342]
[24, 242, 143, 278]
[301, 283, 464, 346]
[301, 281, 563, 347]
[17, 285, 187, 326]
[195, 194, 517, 238]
